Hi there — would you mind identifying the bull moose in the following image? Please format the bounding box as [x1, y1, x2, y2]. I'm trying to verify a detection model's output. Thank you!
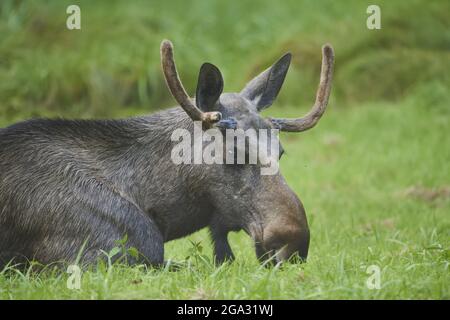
[0, 40, 334, 268]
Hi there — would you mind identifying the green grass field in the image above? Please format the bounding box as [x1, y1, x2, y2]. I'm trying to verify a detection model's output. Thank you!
[1, 99, 449, 299]
[0, 0, 449, 299]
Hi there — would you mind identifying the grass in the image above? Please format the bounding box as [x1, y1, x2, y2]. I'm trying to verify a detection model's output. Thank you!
[1, 95, 449, 299]
[0, 0, 449, 299]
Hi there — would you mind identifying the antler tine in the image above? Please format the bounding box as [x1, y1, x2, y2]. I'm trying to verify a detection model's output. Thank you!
[160, 40, 221, 124]
[270, 44, 334, 132]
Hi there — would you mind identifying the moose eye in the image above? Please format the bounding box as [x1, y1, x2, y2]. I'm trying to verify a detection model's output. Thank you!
[279, 147, 285, 159]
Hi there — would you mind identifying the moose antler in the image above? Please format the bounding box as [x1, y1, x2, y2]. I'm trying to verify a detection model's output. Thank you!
[269, 44, 334, 132]
[160, 40, 222, 124]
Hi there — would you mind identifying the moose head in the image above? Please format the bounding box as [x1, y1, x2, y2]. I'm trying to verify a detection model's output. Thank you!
[160, 40, 334, 264]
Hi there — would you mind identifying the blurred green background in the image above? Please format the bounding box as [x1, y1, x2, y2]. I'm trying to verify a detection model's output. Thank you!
[0, 0, 448, 122]
[0, 0, 449, 299]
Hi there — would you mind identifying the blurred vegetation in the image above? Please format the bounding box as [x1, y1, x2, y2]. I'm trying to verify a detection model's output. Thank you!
[0, 0, 449, 299]
[0, 0, 448, 123]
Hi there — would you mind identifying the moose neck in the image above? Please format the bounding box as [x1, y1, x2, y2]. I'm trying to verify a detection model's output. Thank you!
[103, 107, 223, 240]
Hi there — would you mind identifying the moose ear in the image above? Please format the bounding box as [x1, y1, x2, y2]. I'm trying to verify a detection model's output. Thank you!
[240, 53, 291, 111]
[196, 63, 224, 112]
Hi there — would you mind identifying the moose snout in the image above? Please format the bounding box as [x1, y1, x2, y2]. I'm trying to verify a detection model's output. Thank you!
[252, 211, 310, 265]
[249, 178, 311, 265]
[251, 185, 310, 265]
[259, 225, 310, 264]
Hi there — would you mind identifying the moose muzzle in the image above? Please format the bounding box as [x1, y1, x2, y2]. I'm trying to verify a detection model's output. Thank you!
[249, 175, 310, 264]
